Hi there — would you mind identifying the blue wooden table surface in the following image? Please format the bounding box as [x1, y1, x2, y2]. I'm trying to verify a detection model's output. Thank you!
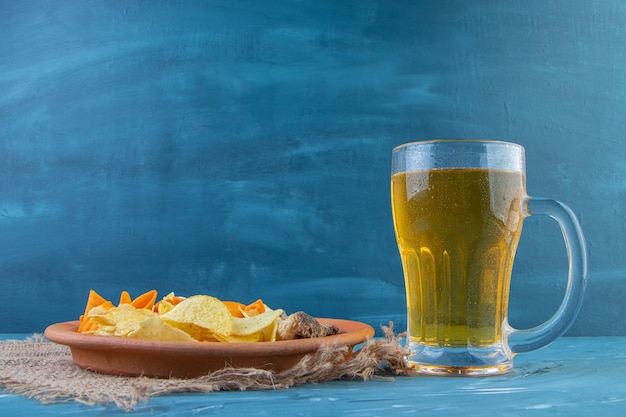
[1, 335, 624, 416]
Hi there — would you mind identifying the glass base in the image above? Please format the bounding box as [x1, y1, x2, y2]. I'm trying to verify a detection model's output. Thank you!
[409, 361, 513, 376]
[407, 343, 514, 377]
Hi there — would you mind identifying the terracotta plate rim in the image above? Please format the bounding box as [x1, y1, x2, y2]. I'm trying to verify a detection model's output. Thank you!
[44, 318, 375, 357]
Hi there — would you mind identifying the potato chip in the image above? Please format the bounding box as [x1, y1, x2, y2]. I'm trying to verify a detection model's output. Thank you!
[220, 332, 263, 343]
[87, 305, 122, 326]
[128, 316, 196, 342]
[263, 317, 279, 342]
[220, 320, 281, 342]
[228, 308, 284, 342]
[155, 292, 186, 315]
[89, 304, 156, 337]
[156, 299, 174, 315]
[160, 295, 233, 341]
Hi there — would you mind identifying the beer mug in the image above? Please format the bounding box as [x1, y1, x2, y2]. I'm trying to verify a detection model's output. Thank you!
[391, 140, 587, 376]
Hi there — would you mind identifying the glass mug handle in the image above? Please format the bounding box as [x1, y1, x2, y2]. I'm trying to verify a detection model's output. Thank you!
[507, 197, 588, 354]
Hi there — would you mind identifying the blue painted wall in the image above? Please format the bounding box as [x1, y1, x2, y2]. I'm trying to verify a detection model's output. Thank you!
[0, 0, 624, 335]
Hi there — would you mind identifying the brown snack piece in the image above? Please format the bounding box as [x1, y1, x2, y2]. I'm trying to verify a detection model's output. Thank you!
[277, 311, 340, 340]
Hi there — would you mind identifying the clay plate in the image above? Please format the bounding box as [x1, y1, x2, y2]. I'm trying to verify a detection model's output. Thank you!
[44, 319, 374, 378]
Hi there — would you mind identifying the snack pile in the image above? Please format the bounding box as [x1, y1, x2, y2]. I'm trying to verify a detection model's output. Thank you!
[77, 290, 338, 343]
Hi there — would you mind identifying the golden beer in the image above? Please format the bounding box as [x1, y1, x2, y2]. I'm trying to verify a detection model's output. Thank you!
[391, 168, 525, 348]
[391, 140, 586, 376]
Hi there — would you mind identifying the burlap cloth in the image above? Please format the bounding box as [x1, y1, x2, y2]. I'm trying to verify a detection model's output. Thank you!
[0, 323, 414, 410]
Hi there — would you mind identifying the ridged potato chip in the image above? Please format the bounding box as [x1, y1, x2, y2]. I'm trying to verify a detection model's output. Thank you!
[160, 295, 233, 341]
[128, 316, 195, 342]
[221, 308, 284, 342]
[89, 304, 155, 337]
